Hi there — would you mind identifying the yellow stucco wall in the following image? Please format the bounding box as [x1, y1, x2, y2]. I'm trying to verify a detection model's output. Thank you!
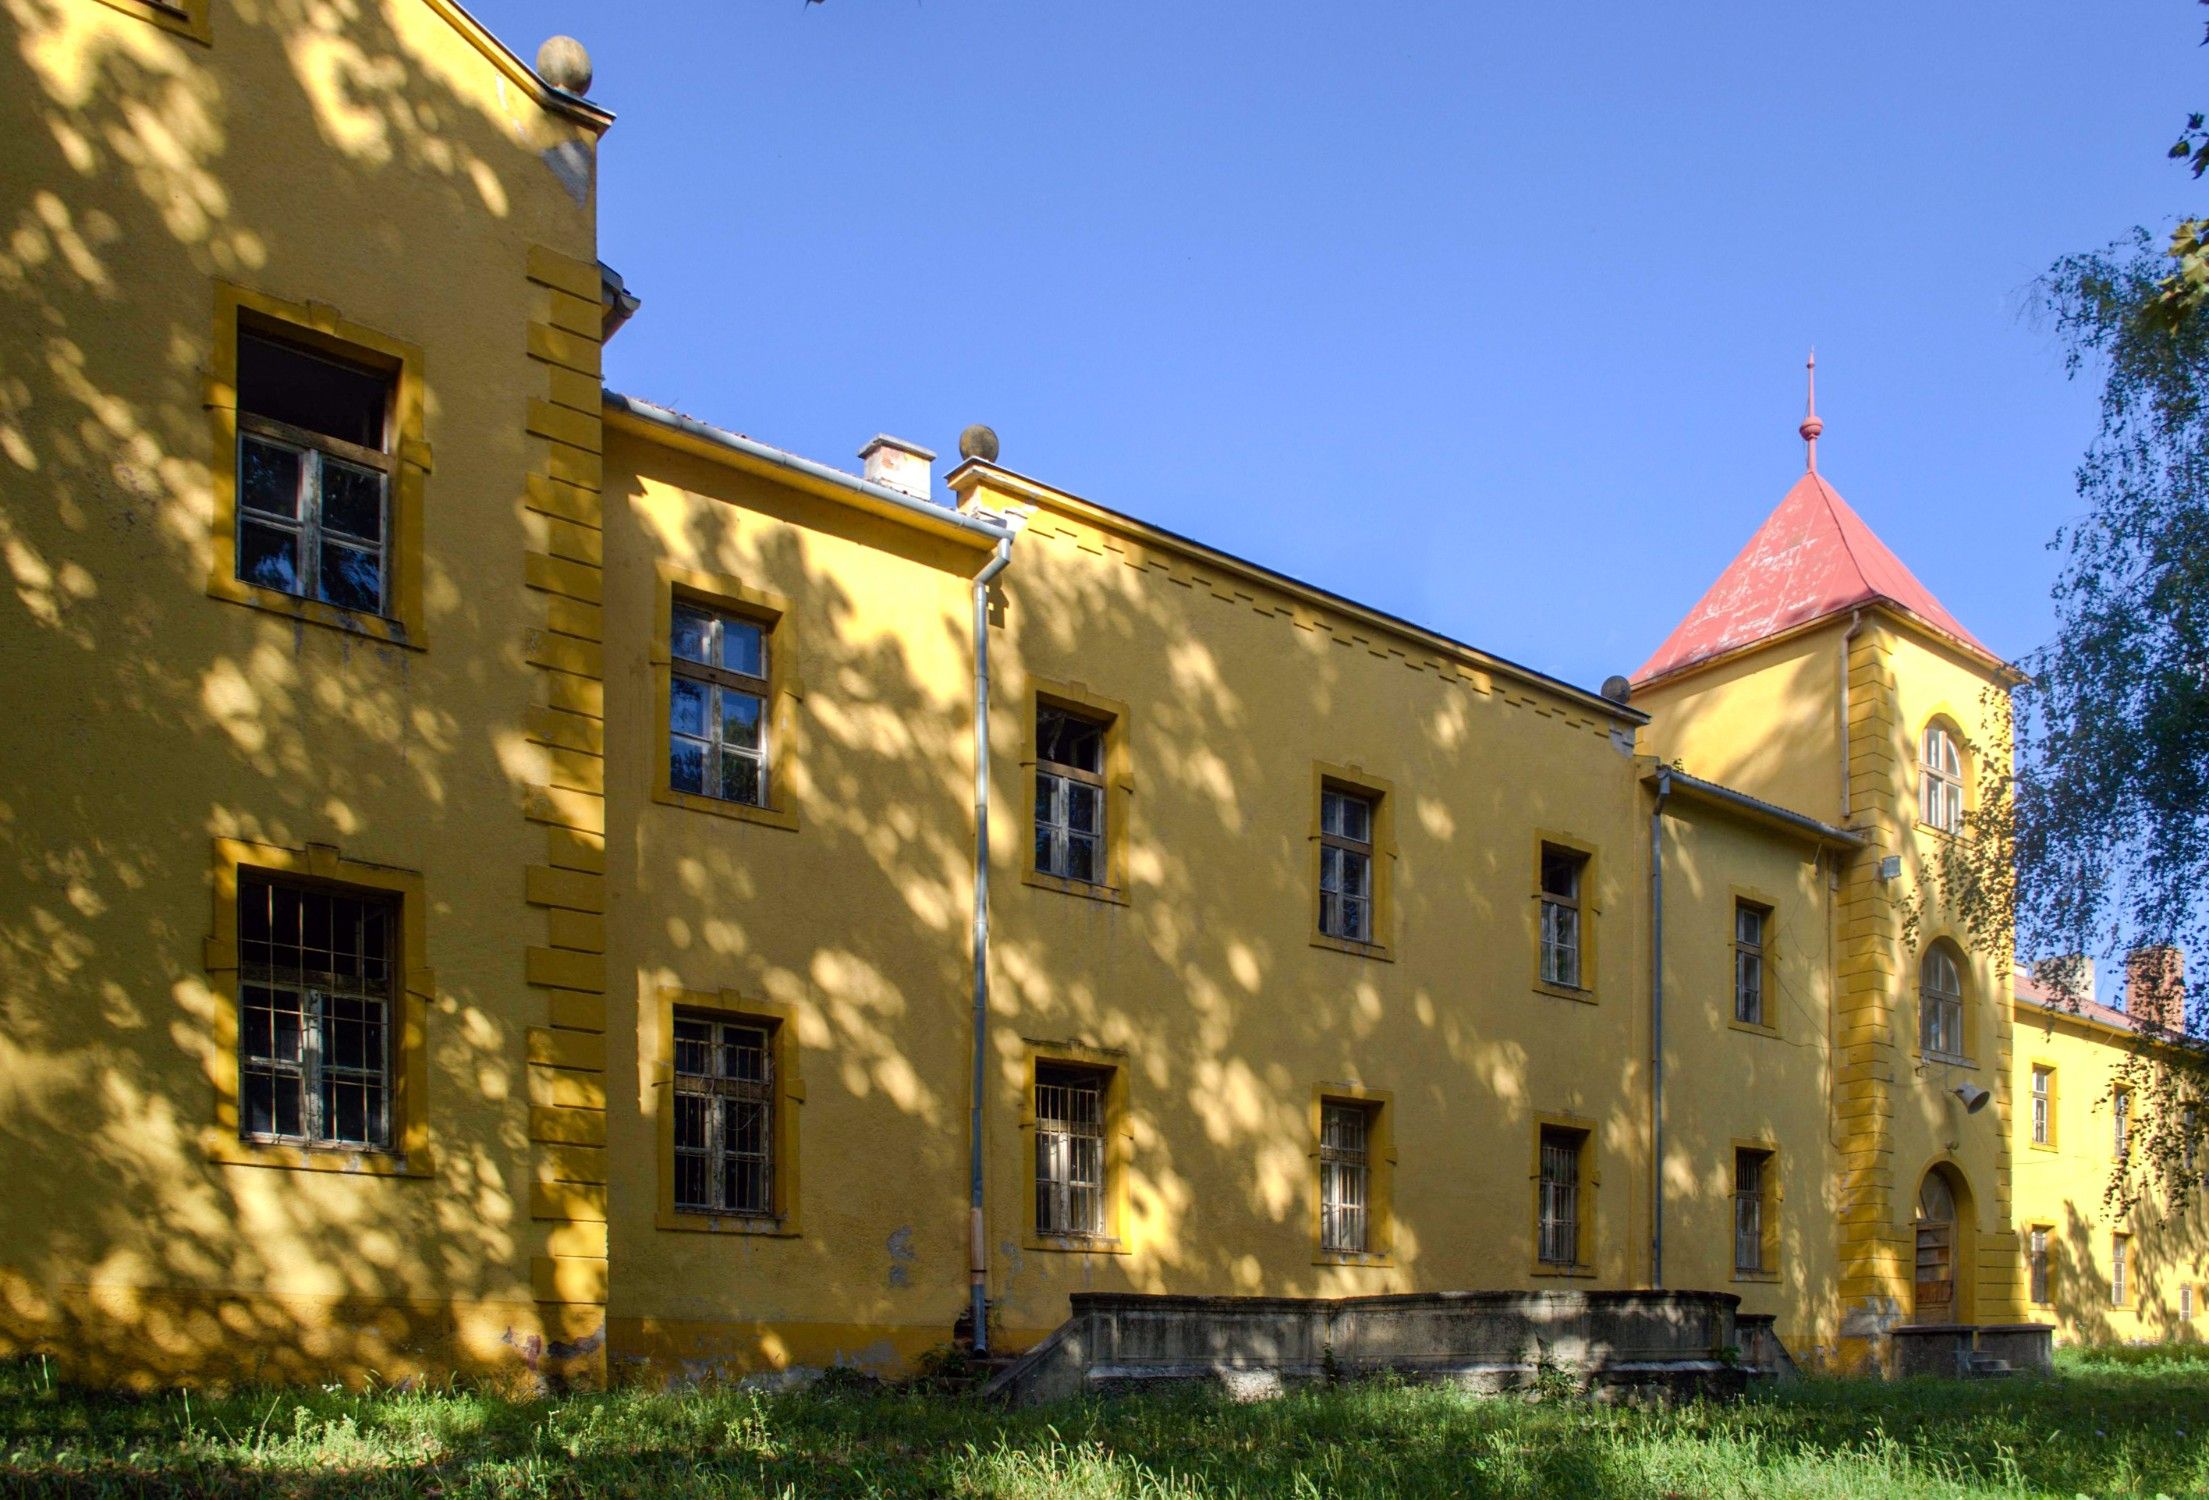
[1632, 621, 1846, 827]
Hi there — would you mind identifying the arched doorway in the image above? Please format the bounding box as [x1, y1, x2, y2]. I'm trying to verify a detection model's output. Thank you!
[1912, 1167, 1970, 1323]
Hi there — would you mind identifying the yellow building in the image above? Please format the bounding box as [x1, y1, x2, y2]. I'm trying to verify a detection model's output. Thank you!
[0, 0, 2199, 1388]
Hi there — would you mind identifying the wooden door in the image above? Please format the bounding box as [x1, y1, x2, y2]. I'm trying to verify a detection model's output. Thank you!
[1913, 1172, 1957, 1322]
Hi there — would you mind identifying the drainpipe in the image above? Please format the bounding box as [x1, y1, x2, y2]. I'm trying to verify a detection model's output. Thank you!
[968, 536, 1014, 1355]
[1650, 766, 1671, 1290]
[1838, 609, 1864, 822]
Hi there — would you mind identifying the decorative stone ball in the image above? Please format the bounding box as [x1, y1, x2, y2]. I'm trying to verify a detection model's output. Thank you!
[958, 424, 1000, 463]
[1600, 674, 1632, 704]
[536, 36, 594, 96]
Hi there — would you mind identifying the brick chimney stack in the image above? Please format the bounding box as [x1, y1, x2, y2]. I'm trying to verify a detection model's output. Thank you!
[2125, 946, 2185, 1031]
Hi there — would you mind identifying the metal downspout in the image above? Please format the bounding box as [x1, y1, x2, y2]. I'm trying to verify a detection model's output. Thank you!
[1650, 767, 1671, 1289]
[968, 536, 1014, 1355]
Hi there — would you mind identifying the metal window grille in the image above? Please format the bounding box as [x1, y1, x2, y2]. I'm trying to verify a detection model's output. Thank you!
[670, 601, 771, 808]
[2112, 1235, 2129, 1306]
[1035, 706, 1107, 883]
[2029, 1228, 2050, 1306]
[2114, 1090, 2130, 1160]
[1319, 1101, 1371, 1254]
[1035, 1065, 1107, 1237]
[1734, 903, 1767, 1026]
[1922, 726, 1964, 835]
[234, 332, 394, 616]
[672, 1014, 776, 1217]
[237, 874, 395, 1150]
[1318, 789, 1375, 943]
[1733, 1151, 1768, 1273]
[1919, 948, 1964, 1058]
[1539, 847, 1585, 989]
[1538, 1129, 1582, 1266]
[2184, 1283, 2195, 1321]
[2031, 1068, 2052, 1146]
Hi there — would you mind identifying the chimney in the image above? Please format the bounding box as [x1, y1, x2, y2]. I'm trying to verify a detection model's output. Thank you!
[859, 435, 936, 502]
[2125, 946, 2185, 1030]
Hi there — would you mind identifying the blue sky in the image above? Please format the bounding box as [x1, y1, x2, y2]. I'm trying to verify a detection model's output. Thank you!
[473, 0, 2201, 691]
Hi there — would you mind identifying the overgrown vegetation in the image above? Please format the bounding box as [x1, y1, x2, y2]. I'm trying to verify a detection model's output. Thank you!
[0, 1356, 2203, 1497]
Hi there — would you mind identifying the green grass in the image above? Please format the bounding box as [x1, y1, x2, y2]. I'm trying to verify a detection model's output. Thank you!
[0, 1354, 2203, 1498]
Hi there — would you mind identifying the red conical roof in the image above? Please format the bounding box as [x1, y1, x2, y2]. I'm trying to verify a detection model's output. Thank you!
[1632, 469, 1993, 685]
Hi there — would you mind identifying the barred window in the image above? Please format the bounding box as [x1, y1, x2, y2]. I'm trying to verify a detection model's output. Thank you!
[1318, 789, 1375, 943]
[234, 331, 394, 616]
[672, 1014, 776, 1217]
[1538, 1127, 1585, 1266]
[2114, 1089, 2131, 1161]
[1734, 903, 1768, 1026]
[1035, 706, 1107, 884]
[237, 874, 395, 1150]
[670, 602, 771, 808]
[1319, 1100, 1372, 1254]
[1035, 1064, 1107, 1238]
[1539, 846, 1587, 989]
[2184, 1283, 2196, 1321]
[1919, 947, 1964, 1059]
[2029, 1227, 2051, 1306]
[2031, 1066, 2053, 1146]
[1734, 1148, 1772, 1274]
[2112, 1233, 2129, 1306]
[1921, 724, 1964, 835]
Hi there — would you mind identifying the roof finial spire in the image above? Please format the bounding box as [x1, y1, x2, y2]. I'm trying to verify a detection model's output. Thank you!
[1799, 348, 1823, 473]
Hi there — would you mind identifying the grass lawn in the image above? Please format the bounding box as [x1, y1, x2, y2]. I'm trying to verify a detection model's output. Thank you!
[0, 1350, 2205, 1498]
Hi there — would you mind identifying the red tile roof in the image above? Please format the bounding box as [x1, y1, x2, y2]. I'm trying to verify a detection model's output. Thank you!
[2013, 965, 2134, 1034]
[1633, 469, 1994, 686]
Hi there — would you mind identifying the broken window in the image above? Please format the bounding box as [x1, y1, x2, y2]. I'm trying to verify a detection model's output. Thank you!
[1034, 1063, 1107, 1238]
[1035, 705, 1107, 883]
[234, 330, 394, 615]
[1319, 788, 1375, 943]
[1538, 1126, 1585, 1266]
[1539, 845, 1588, 989]
[670, 601, 771, 808]
[1319, 1100, 1372, 1254]
[237, 873, 395, 1150]
[1734, 902, 1768, 1026]
[672, 1013, 776, 1217]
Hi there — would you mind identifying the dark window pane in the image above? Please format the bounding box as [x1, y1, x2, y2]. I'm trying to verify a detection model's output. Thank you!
[720, 749, 762, 806]
[1066, 782, 1100, 835]
[675, 1152, 707, 1210]
[321, 461, 384, 541]
[1541, 847, 1583, 900]
[319, 542, 382, 613]
[1067, 833, 1098, 885]
[669, 678, 708, 738]
[722, 690, 763, 752]
[239, 438, 301, 518]
[272, 1071, 302, 1138]
[1038, 707, 1104, 773]
[721, 618, 765, 677]
[671, 606, 713, 665]
[674, 1019, 712, 1078]
[1034, 823, 1056, 875]
[674, 1095, 707, 1153]
[670, 737, 706, 795]
[239, 521, 300, 594]
[237, 332, 389, 449]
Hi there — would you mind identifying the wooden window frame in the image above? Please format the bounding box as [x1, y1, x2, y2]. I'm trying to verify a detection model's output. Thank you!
[649, 565, 801, 832]
[1309, 764, 1395, 961]
[1730, 1141, 1780, 1281]
[1919, 721, 1966, 837]
[1532, 834, 1598, 1002]
[206, 285, 428, 648]
[1311, 1084, 1395, 1265]
[2111, 1231, 2131, 1308]
[200, 839, 432, 1176]
[670, 1011, 779, 1221]
[1917, 943, 1970, 1065]
[2027, 1222, 2054, 1308]
[89, 0, 210, 44]
[2113, 1087, 2131, 1163]
[1020, 680, 1131, 904]
[652, 986, 804, 1235]
[1021, 1041, 1131, 1254]
[669, 601, 773, 811]
[2029, 1063, 2057, 1150]
[1530, 1114, 1597, 1276]
[1729, 891, 1779, 1037]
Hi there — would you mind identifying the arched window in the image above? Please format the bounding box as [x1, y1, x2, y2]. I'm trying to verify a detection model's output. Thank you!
[1921, 947, 1965, 1058]
[1921, 724, 1964, 835]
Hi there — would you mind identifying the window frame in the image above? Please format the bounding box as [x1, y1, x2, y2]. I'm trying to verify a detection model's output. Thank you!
[2111, 1231, 2130, 1307]
[1311, 1085, 1395, 1265]
[1021, 681, 1132, 903]
[207, 286, 428, 648]
[1318, 1099, 1374, 1255]
[1918, 944, 1969, 1064]
[1033, 1061, 1111, 1241]
[670, 1011, 779, 1221]
[201, 838, 431, 1176]
[668, 600, 773, 811]
[2113, 1087, 2131, 1163]
[90, 0, 210, 43]
[1731, 897, 1775, 1034]
[1023, 1043, 1131, 1253]
[1530, 1115, 1597, 1276]
[1731, 1142, 1779, 1281]
[2027, 1223, 2054, 1308]
[2030, 1063, 2057, 1150]
[1533, 835, 1598, 1001]
[653, 986, 804, 1236]
[650, 566, 801, 832]
[1309, 765, 1395, 961]
[1920, 722, 1966, 836]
